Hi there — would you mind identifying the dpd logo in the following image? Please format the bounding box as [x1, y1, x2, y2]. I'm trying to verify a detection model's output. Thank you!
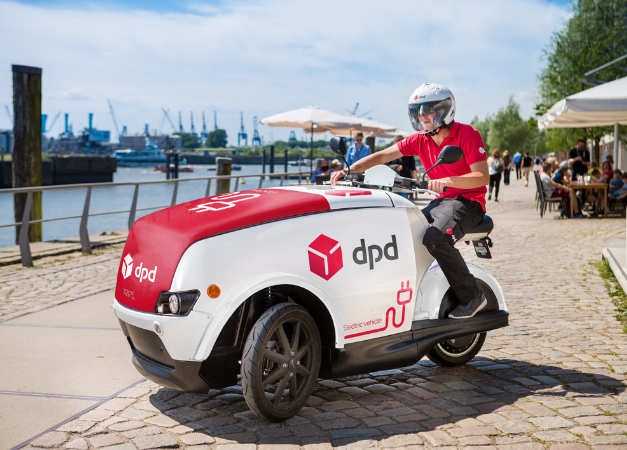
[189, 193, 260, 213]
[353, 235, 398, 270]
[308, 234, 343, 281]
[121, 254, 133, 279]
[120, 253, 158, 283]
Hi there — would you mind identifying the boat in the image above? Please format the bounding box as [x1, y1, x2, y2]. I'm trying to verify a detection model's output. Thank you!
[207, 165, 242, 171]
[154, 159, 194, 173]
[114, 137, 166, 167]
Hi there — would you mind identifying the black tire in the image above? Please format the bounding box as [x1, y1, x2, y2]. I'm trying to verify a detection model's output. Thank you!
[426, 332, 486, 366]
[241, 302, 321, 422]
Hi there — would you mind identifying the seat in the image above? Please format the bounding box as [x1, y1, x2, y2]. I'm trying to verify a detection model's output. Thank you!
[534, 172, 561, 218]
[467, 215, 493, 234]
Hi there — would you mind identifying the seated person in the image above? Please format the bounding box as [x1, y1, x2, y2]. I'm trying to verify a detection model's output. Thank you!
[540, 162, 582, 218]
[609, 169, 623, 194]
[602, 161, 613, 183]
[330, 159, 344, 171]
[588, 160, 600, 175]
[553, 161, 570, 186]
[609, 172, 627, 199]
[310, 158, 335, 184]
[588, 168, 605, 216]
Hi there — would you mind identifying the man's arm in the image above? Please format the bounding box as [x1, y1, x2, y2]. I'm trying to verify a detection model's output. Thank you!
[547, 180, 569, 191]
[428, 160, 490, 194]
[330, 145, 403, 184]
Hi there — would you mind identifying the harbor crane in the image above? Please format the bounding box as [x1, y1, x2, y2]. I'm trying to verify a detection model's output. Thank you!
[251, 116, 261, 146]
[161, 108, 177, 133]
[190, 112, 196, 136]
[289, 131, 297, 142]
[346, 102, 373, 117]
[4, 105, 12, 124]
[178, 111, 184, 133]
[238, 112, 248, 146]
[46, 111, 61, 134]
[201, 112, 208, 142]
[107, 99, 127, 140]
[214, 111, 218, 130]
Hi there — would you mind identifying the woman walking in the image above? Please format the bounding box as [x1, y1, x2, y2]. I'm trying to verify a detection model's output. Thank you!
[487, 148, 504, 201]
[502, 150, 511, 185]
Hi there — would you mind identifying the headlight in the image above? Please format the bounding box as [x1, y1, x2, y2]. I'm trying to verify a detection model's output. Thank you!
[154, 290, 200, 316]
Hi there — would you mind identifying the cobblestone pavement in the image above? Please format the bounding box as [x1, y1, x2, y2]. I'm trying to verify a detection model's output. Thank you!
[13, 178, 627, 449]
[0, 245, 123, 322]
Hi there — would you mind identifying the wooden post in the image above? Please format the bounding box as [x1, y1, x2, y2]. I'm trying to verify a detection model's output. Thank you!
[284, 149, 288, 173]
[12, 65, 43, 244]
[215, 157, 232, 195]
[270, 145, 275, 173]
[365, 134, 375, 154]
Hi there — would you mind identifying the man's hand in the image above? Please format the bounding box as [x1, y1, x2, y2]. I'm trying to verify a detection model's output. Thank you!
[574, 156, 582, 162]
[428, 178, 452, 194]
[330, 169, 347, 185]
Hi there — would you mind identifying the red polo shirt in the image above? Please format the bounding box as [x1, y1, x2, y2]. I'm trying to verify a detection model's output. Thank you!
[397, 122, 488, 211]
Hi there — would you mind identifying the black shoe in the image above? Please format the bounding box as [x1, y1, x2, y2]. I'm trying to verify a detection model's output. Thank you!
[448, 295, 488, 319]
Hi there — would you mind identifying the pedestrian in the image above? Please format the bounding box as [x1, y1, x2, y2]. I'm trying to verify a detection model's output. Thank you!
[386, 135, 418, 199]
[310, 158, 335, 184]
[345, 132, 371, 166]
[513, 151, 522, 179]
[521, 151, 533, 187]
[502, 150, 511, 185]
[487, 148, 504, 201]
[331, 82, 490, 319]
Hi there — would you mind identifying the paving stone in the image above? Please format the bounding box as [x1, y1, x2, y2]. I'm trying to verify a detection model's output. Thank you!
[329, 428, 381, 439]
[533, 431, 579, 442]
[586, 435, 627, 445]
[448, 426, 499, 437]
[88, 433, 125, 448]
[109, 421, 146, 431]
[549, 445, 589, 450]
[65, 438, 89, 450]
[97, 445, 136, 450]
[317, 417, 359, 430]
[180, 433, 215, 445]
[31, 432, 69, 448]
[97, 398, 136, 411]
[528, 416, 577, 429]
[144, 415, 181, 428]
[459, 436, 494, 446]
[57, 420, 95, 433]
[363, 383, 396, 393]
[493, 420, 536, 433]
[79, 409, 115, 422]
[419, 430, 457, 446]
[133, 433, 179, 449]
[337, 386, 370, 397]
[574, 416, 617, 425]
[558, 406, 603, 417]
[597, 424, 627, 434]
[378, 434, 423, 448]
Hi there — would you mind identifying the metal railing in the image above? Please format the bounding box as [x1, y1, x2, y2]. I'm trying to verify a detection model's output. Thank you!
[1, 171, 311, 267]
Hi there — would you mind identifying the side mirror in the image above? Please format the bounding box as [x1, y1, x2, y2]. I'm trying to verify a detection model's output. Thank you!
[438, 145, 464, 165]
[329, 136, 347, 157]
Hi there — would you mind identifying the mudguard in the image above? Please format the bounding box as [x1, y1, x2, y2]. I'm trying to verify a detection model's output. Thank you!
[415, 262, 507, 320]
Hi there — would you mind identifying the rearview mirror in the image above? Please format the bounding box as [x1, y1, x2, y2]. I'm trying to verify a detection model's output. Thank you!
[329, 136, 347, 157]
[438, 145, 464, 165]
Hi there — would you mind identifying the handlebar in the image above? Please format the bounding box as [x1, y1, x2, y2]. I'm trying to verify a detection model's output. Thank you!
[330, 172, 444, 196]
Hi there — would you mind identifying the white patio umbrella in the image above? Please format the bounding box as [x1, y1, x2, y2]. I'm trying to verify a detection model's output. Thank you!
[538, 76, 627, 164]
[259, 106, 363, 172]
[325, 115, 402, 138]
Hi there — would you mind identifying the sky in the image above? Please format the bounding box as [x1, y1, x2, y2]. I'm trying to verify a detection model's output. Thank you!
[0, 0, 572, 145]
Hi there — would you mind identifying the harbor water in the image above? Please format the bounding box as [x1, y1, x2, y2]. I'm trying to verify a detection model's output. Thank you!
[0, 164, 310, 248]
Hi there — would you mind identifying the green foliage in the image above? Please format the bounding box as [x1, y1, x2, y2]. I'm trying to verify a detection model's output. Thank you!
[206, 129, 228, 148]
[595, 259, 627, 334]
[535, 0, 627, 153]
[487, 97, 530, 154]
[173, 132, 201, 149]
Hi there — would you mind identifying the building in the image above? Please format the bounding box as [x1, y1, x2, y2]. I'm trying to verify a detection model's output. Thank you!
[0, 130, 12, 154]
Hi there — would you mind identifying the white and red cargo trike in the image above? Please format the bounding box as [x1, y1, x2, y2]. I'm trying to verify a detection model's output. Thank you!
[113, 139, 508, 421]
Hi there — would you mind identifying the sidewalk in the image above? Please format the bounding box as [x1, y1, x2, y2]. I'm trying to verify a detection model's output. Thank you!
[1, 176, 627, 450]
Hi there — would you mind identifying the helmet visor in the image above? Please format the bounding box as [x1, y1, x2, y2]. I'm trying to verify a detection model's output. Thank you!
[408, 99, 453, 132]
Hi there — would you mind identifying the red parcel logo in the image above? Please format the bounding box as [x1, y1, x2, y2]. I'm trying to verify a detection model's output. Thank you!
[308, 234, 343, 281]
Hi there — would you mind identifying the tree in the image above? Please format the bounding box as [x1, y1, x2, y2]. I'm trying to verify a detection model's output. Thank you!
[206, 129, 228, 148]
[487, 97, 530, 154]
[173, 132, 200, 149]
[535, 0, 627, 161]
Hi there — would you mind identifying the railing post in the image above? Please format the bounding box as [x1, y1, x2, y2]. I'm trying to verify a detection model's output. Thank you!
[128, 184, 139, 230]
[280, 175, 284, 186]
[171, 181, 179, 207]
[258, 175, 264, 189]
[18, 191, 33, 267]
[79, 187, 92, 254]
[205, 179, 212, 198]
[233, 177, 240, 192]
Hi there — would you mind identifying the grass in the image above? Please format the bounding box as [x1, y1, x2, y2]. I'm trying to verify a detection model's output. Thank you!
[595, 259, 627, 333]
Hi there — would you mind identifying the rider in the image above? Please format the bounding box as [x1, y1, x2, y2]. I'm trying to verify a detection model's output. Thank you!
[331, 83, 490, 319]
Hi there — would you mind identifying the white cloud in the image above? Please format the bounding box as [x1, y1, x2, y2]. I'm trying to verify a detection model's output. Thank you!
[0, 0, 569, 142]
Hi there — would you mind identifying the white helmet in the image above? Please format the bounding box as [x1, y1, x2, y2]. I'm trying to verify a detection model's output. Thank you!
[408, 83, 456, 135]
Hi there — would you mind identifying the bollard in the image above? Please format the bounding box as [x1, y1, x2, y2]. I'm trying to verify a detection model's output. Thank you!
[12, 64, 43, 244]
[216, 157, 232, 195]
[270, 145, 275, 174]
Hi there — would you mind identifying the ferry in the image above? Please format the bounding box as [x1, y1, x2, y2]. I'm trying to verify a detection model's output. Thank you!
[114, 137, 166, 167]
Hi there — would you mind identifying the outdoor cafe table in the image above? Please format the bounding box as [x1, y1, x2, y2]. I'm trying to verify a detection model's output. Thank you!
[569, 181, 607, 218]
